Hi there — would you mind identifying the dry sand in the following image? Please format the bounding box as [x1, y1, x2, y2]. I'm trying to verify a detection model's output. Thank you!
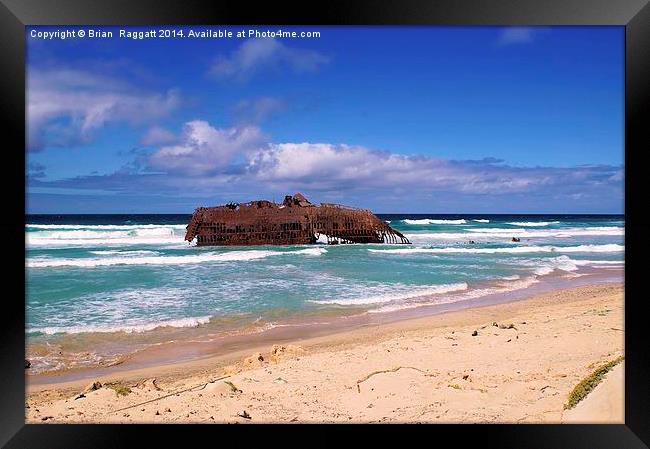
[26, 282, 624, 423]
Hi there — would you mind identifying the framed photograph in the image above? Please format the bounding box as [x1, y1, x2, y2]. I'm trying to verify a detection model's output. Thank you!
[3, 0, 648, 446]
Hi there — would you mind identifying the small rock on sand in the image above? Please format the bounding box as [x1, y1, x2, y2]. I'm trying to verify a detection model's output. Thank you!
[83, 381, 102, 393]
[244, 352, 265, 365]
[472, 330, 478, 336]
[237, 410, 251, 419]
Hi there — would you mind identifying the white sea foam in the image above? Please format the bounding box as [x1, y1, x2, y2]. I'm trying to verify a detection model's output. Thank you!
[403, 227, 624, 242]
[295, 247, 328, 256]
[32, 315, 212, 335]
[473, 219, 490, 223]
[529, 256, 580, 275]
[368, 244, 623, 255]
[516, 256, 623, 276]
[500, 275, 521, 280]
[26, 225, 187, 248]
[88, 250, 159, 256]
[403, 219, 467, 225]
[368, 276, 539, 314]
[27, 247, 327, 268]
[505, 221, 560, 227]
[309, 282, 469, 305]
[26, 224, 187, 230]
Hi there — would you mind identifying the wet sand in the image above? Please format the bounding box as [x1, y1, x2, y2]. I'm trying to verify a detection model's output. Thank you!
[26, 282, 624, 423]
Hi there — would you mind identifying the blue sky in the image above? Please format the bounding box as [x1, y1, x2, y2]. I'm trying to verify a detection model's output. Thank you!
[26, 26, 624, 213]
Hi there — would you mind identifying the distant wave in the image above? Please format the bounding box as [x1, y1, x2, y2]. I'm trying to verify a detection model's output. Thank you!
[473, 219, 490, 223]
[505, 221, 560, 227]
[27, 224, 187, 230]
[368, 244, 623, 255]
[403, 219, 467, 225]
[26, 226, 186, 247]
[308, 282, 468, 305]
[27, 247, 327, 268]
[88, 250, 160, 256]
[405, 227, 624, 241]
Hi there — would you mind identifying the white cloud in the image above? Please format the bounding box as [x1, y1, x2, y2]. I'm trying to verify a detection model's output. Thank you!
[210, 38, 330, 81]
[142, 121, 622, 198]
[147, 120, 267, 176]
[27, 68, 181, 151]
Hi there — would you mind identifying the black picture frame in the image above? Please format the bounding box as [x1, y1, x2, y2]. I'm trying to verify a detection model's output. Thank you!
[2, 0, 648, 447]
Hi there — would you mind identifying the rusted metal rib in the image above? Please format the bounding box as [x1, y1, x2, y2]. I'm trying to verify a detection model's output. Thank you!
[184, 193, 410, 246]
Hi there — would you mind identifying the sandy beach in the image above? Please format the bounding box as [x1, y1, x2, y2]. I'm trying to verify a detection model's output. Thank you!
[26, 282, 624, 423]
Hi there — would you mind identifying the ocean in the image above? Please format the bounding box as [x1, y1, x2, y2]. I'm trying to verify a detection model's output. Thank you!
[25, 214, 624, 374]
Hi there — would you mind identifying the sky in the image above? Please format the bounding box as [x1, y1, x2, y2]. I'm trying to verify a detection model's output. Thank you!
[26, 26, 624, 214]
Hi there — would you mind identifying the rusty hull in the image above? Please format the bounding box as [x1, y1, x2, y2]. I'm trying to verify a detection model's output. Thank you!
[184, 193, 410, 246]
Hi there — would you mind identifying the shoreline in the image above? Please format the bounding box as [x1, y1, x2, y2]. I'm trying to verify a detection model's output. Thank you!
[27, 266, 622, 385]
[27, 281, 624, 423]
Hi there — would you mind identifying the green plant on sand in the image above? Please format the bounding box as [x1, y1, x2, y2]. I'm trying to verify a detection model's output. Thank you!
[107, 383, 132, 397]
[564, 355, 624, 410]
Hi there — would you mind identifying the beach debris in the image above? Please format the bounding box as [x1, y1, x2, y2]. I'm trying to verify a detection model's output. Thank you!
[290, 416, 299, 422]
[155, 410, 160, 416]
[471, 330, 478, 336]
[356, 366, 433, 392]
[237, 410, 252, 420]
[41, 416, 54, 421]
[274, 377, 288, 384]
[498, 323, 517, 330]
[244, 352, 265, 365]
[110, 375, 232, 414]
[224, 380, 242, 393]
[25, 359, 31, 369]
[271, 344, 305, 360]
[507, 339, 512, 343]
[512, 237, 521, 242]
[165, 408, 171, 413]
[492, 322, 498, 327]
[462, 375, 469, 380]
[272, 345, 286, 356]
[83, 381, 103, 393]
[74, 394, 86, 400]
[135, 378, 162, 391]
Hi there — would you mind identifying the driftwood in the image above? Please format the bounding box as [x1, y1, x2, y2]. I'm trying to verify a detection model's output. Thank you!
[356, 366, 434, 392]
[110, 375, 231, 413]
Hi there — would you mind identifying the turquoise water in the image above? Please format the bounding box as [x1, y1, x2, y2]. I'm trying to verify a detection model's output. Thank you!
[26, 214, 624, 341]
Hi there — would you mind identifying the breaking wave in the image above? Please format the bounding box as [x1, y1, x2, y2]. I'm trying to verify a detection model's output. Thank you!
[505, 221, 560, 227]
[403, 219, 467, 225]
[26, 224, 188, 230]
[27, 247, 327, 268]
[405, 227, 624, 241]
[32, 315, 212, 335]
[368, 244, 624, 255]
[308, 282, 469, 305]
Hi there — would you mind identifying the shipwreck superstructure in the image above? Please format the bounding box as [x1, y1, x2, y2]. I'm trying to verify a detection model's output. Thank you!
[185, 193, 410, 246]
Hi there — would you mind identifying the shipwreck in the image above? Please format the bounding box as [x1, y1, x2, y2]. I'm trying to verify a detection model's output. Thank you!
[184, 193, 410, 246]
